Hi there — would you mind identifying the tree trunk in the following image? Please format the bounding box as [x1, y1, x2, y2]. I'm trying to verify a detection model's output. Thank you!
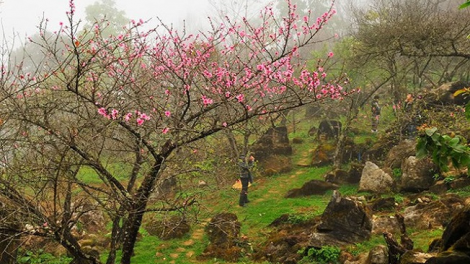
[120, 159, 163, 264]
[57, 230, 100, 264]
[223, 129, 239, 159]
[106, 215, 123, 264]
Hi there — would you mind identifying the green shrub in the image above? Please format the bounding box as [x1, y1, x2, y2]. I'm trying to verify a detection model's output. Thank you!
[299, 246, 341, 264]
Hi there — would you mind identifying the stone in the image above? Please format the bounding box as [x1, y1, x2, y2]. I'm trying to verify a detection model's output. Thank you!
[359, 161, 394, 194]
[251, 126, 292, 162]
[384, 139, 416, 170]
[399, 251, 434, 264]
[368, 197, 396, 212]
[145, 215, 191, 240]
[310, 191, 372, 247]
[429, 181, 448, 194]
[399, 157, 438, 192]
[366, 245, 388, 264]
[317, 120, 342, 140]
[371, 215, 400, 235]
[205, 213, 240, 246]
[284, 180, 338, 198]
[437, 207, 470, 252]
[310, 142, 336, 166]
[425, 251, 470, 264]
[403, 195, 465, 230]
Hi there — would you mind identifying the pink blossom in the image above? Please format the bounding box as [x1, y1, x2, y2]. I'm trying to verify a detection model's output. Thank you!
[328, 52, 334, 58]
[98, 107, 108, 117]
[236, 94, 244, 103]
[162, 127, 169, 134]
[165, 111, 171, 117]
[222, 122, 227, 127]
[111, 109, 119, 119]
[140, 113, 151, 120]
[202, 95, 213, 106]
[124, 113, 132, 122]
[136, 118, 144, 126]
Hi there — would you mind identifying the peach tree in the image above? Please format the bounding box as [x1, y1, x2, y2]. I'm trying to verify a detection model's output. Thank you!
[0, 0, 346, 263]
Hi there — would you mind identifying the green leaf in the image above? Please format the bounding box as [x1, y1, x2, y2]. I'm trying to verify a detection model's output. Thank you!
[460, 2, 470, 9]
[462, 154, 470, 164]
[425, 127, 438, 137]
[448, 137, 460, 147]
[416, 138, 428, 158]
[452, 144, 467, 153]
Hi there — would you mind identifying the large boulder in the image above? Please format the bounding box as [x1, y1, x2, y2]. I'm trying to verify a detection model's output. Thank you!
[359, 162, 395, 194]
[251, 126, 292, 162]
[261, 155, 292, 176]
[399, 157, 438, 192]
[371, 215, 400, 235]
[310, 142, 335, 166]
[403, 194, 465, 230]
[366, 245, 389, 264]
[399, 251, 434, 264]
[285, 180, 338, 198]
[309, 191, 372, 247]
[254, 214, 318, 264]
[383, 139, 416, 171]
[436, 207, 470, 252]
[317, 120, 342, 140]
[425, 81, 470, 106]
[199, 213, 244, 262]
[144, 215, 190, 240]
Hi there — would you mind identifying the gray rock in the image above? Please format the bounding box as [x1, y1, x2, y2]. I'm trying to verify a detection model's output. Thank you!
[359, 161, 394, 193]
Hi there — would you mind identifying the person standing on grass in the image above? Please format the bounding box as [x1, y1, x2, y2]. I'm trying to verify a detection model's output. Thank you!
[371, 95, 381, 133]
[238, 155, 254, 207]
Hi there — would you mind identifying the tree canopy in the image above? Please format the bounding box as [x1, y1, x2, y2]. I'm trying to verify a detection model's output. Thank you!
[0, 1, 343, 263]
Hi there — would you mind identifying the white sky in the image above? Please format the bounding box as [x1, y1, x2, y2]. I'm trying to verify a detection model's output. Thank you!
[0, 0, 213, 44]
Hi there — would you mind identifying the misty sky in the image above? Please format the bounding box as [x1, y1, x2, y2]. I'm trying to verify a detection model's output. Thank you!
[0, 0, 212, 43]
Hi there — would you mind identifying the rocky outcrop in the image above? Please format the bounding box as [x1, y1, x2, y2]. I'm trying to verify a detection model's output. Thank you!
[383, 139, 416, 170]
[399, 156, 438, 192]
[309, 191, 372, 247]
[251, 126, 292, 162]
[144, 215, 190, 240]
[403, 194, 465, 230]
[199, 213, 245, 262]
[424, 206, 470, 263]
[359, 161, 394, 194]
[285, 180, 338, 198]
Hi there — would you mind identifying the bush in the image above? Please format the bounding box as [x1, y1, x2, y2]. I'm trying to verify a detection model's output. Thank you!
[299, 245, 341, 264]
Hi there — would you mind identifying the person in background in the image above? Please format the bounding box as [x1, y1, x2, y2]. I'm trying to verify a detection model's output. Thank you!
[371, 95, 381, 133]
[404, 93, 422, 138]
[238, 155, 254, 207]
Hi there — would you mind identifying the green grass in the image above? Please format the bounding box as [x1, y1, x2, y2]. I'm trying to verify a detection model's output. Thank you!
[25, 105, 470, 264]
[76, 162, 134, 184]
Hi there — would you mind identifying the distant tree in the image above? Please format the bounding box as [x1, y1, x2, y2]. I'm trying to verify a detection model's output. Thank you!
[84, 0, 128, 37]
[0, 1, 344, 264]
[351, 0, 470, 103]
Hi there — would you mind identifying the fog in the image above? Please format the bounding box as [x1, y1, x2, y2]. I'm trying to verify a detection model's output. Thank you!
[0, 0, 212, 44]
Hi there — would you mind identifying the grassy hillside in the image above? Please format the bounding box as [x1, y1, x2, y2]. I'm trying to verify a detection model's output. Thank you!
[127, 107, 380, 263]
[20, 102, 468, 263]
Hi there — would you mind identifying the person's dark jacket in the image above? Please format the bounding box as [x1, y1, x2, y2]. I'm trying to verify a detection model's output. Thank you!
[238, 160, 254, 183]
